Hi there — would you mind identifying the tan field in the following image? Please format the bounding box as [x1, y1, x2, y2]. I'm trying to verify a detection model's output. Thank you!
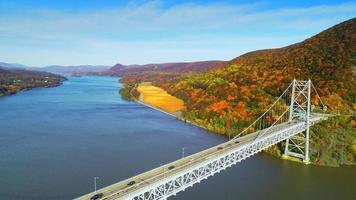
[137, 83, 185, 113]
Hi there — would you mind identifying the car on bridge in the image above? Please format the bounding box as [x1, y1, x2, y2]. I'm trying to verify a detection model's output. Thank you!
[168, 166, 175, 170]
[217, 147, 224, 150]
[90, 193, 103, 200]
[127, 181, 136, 186]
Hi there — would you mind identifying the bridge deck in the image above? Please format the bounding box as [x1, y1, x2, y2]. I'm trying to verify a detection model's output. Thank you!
[76, 115, 323, 200]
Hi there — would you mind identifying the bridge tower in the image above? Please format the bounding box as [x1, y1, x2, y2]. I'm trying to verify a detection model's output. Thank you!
[283, 79, 311, 164]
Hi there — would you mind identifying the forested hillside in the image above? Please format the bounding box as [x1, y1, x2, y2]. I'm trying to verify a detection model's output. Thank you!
[0, 67, 66, 96]
[121, 18, 356, 166]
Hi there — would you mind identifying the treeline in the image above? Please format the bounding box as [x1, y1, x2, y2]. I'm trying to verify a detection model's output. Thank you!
[0, 67, 66, 96]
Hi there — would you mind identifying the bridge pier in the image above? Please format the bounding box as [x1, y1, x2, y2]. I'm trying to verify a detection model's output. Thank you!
[283, 80, 311, 164]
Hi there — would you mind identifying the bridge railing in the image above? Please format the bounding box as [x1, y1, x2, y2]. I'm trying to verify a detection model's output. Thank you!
[120, 118, 322, 200]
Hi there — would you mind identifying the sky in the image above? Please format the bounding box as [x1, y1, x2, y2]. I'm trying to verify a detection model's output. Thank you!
[0, 0, 355, 67]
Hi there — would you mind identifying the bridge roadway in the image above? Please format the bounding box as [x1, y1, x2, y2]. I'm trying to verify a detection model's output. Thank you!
[76, 115, 323, 200]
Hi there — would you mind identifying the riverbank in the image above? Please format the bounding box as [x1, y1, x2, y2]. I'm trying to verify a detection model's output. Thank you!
[0, 81, 66, 97]
[136, 82, 185, 116]
[0, 68, 67, 97]
[135, 82, 208, 130]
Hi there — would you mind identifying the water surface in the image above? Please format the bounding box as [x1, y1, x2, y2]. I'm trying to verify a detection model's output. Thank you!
[0, 76, 355, 200]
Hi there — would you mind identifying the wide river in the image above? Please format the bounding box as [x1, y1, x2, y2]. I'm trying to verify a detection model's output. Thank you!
[0, 76, 355, 200]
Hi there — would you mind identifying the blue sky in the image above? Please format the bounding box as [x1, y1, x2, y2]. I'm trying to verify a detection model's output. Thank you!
[0, 0, 355, 66]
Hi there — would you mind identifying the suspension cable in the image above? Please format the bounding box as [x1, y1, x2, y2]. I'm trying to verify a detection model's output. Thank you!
[311, 82, 326, 110]
[253, 107, 290, 142]
[233, 81, 293, 139]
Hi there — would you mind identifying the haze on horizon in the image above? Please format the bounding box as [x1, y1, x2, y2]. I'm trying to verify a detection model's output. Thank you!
[0, 0, 355, 67]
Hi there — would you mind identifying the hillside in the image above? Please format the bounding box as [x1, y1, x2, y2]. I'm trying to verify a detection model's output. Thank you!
[121, 18, 356, 166]
[0, 67, 67, 96]
[228, 18, 355, 112]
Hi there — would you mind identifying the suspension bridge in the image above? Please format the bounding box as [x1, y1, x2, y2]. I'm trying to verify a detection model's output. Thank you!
[76, 79, 329, 200]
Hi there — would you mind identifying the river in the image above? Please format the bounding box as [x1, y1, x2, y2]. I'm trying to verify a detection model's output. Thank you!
[0, 76, 355, 200]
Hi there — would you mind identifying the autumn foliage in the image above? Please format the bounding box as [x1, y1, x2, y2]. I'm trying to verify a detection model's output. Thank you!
[120, 18, 356, 166]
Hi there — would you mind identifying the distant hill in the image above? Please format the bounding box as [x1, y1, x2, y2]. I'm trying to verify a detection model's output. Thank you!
[0, 62, 110, 75]
[0, 66, 66, 96]
[102, 60, 227, 76]
[39, 65, 110, 75]
[0, 60, 226, 77]
[0, 62, 34, 69]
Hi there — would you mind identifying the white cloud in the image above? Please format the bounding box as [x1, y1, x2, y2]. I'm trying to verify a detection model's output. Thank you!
[0, 1, 355, 66]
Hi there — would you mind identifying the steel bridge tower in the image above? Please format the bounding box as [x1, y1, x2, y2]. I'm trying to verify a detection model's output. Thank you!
[283, 79, 311, 164]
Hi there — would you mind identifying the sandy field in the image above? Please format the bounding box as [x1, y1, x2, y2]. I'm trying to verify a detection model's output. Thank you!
[137, 83, 185, 113]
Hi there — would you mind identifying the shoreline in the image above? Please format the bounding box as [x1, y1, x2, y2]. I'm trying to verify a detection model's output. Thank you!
[0, 80, 66, 97]
[133, 84, 209, 131]
[135, 98, 209, 131]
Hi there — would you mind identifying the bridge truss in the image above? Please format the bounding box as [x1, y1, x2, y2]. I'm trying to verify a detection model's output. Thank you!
[284, 80, 311, 162]
[126, 120, 317, 200]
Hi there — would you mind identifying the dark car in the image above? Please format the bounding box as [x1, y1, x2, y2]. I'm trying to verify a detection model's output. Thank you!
[127, 181, 136, 186]
[90, 193, 103, 200]
[235, 141, 240, 144]
[217, 147, 224, 150]
[168, 166, 175, 170]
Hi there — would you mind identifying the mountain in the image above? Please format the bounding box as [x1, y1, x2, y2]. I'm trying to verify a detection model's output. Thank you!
[39, 65, 110, 75]
[0, 66, 66, 96]
[121, 18, 356, 166]
[161, 17, 355, 114]
[102, 60, 227, 76]
[0, 62, 110, 75]
[0, 60, 225, 77]
[0, 62, 34, 69]
[228, 17, 356, 109]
